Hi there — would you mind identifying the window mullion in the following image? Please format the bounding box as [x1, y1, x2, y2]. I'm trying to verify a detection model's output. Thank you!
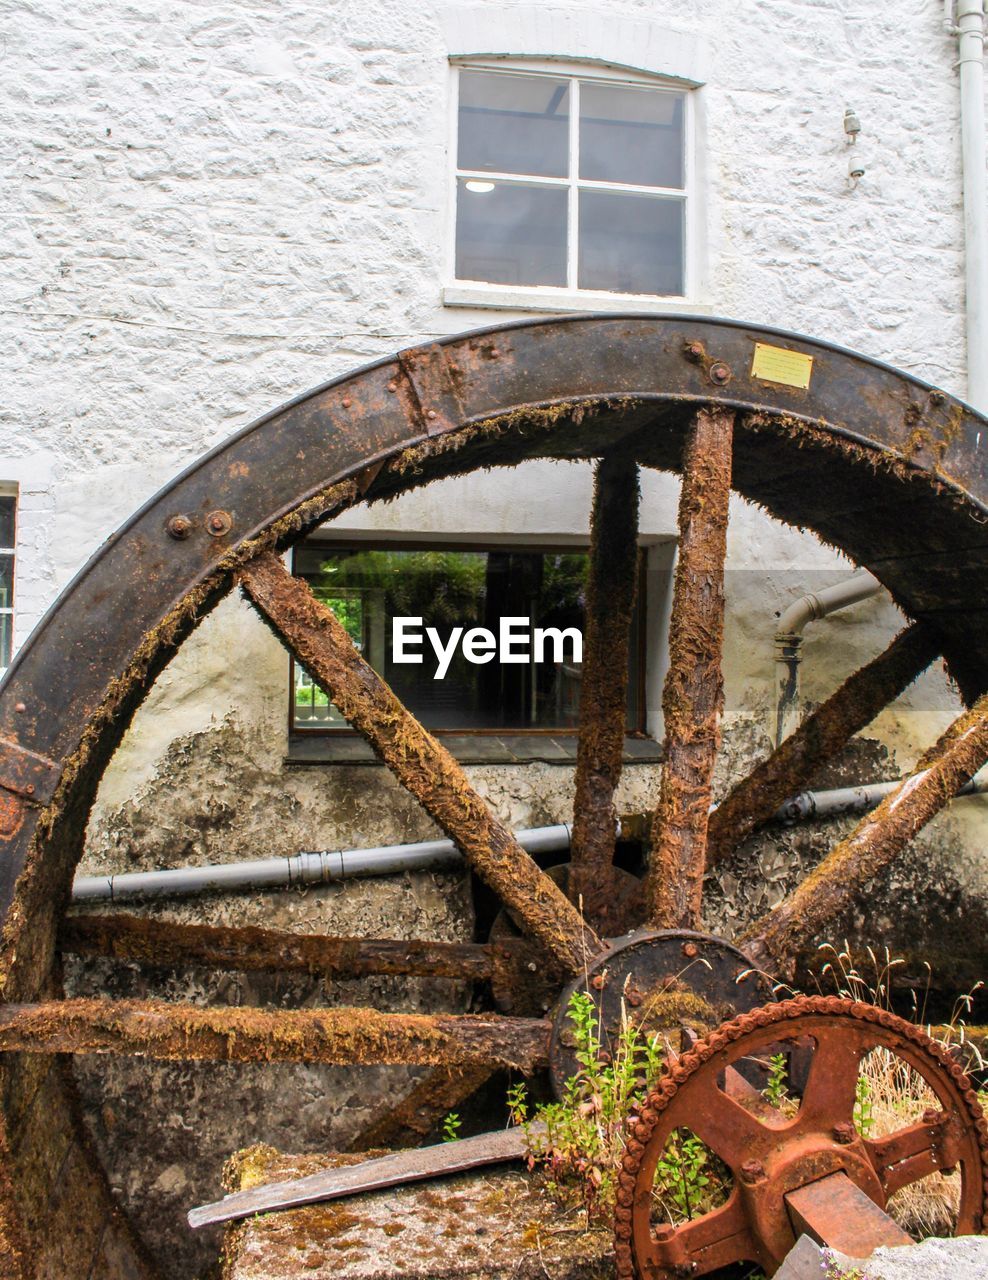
[568, 78, 580, 291]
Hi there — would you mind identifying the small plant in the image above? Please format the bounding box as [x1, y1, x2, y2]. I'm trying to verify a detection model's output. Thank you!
[517, 986, 668, 1219]
[441, 1111, 461, 1143]
[516, 986, 729, 1226]
[763, 1052, 789, 1109]
[506, 1080, 529, 1128]
[853, 1073, 874, 1139]
[653, 1130, 718, 1222]
[823, 1249, 872, 1280]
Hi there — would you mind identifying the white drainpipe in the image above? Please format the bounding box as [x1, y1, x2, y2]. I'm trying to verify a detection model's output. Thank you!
[774, 571, 884, 745]
[948, 0, 988, 410]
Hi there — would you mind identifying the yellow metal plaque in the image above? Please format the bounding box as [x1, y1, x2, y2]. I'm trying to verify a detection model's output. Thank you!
[751, 343, 814, 390]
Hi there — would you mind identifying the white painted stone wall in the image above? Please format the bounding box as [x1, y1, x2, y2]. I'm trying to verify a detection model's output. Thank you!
[1, 0, 973, 603]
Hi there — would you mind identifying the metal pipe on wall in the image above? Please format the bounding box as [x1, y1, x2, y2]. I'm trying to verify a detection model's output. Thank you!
[951, 0, 988, 410]
[71, 823, 573, 903]
[774, 571, 884, 744]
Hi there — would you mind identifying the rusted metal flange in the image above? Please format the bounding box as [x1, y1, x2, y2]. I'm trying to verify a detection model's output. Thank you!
[547, 929, 771, 1096]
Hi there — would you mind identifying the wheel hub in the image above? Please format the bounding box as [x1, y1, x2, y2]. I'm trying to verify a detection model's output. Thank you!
[548, 929, 771, 1096]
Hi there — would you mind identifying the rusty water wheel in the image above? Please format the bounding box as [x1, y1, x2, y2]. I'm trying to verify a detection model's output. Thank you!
[3, 316, 988, 1279]
[614, 997, 988, 1278]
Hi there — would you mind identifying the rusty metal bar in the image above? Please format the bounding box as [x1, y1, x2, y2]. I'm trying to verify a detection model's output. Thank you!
[743, 692, 988, 973]
[569, 454, 640, 921]
[706, 623, 940, 867]
[239, 553, 602, 976]
[59, 914, 496, 981]
[785, 1171, 913, 1254]
[647, 407, 734, 929]
[0, 999, 551, 1072]
[349, 1063, 495, 1152]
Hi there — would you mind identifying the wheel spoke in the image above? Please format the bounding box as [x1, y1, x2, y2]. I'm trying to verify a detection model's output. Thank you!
[742, 691, 988, 974]
[865, 1112, 962, 1198]
[798, 1035, 865, 1127]
[239, 552, 603, 975]
[686, 1074, 774, 1168]
[0, 998, 551, 1071]
[349, 1064, 495, 1152]
[647, 407, 735, 929]
[60, 913, 496, 981]
[706, 623, 939, 868]
[644, 1195, 753, 1276]
[570, 454, 641, 921]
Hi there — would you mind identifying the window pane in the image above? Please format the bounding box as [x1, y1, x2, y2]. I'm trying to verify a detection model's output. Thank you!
[0, 497, 14, 549]
[456, 180, 567, 287]
[458, 70, 569, 178]
[0, 613, 9, 669]
[579, 83, 684, 189]
[578, 191, 684, 295]
[0, 554, 11, 609]
[293, 546, 642, 733]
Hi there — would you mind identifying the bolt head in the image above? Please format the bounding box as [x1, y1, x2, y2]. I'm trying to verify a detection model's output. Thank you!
[681, 941, 699, 959]
[739, 1159, 766, 1184]
[166, 514, 193, 540]
[709, 362, 732, 385]
[922, 1108, 944, 1126]
[341, 397, 352, 409]
[205, 510, 233, 537]
[591, 973, 607, 990]
[387, 381, 398, 393]
[14, 702, 26, 714]
[626, 990, 643, 1008]
[684, 341, 705, 362]
[833, 1121, 856, 1144]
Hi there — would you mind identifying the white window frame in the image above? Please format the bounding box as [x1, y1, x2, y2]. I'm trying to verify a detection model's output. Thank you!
[444, 57, 708, 315]
[0, 485, 16, 676]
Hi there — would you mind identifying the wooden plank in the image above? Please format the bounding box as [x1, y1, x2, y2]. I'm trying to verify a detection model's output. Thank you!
[570, 455, 641, 922]
[0, 999, 551, 1073]
[240, 553, 602, 976]
[648, 408, 734, 929]
[60, 914, 495, 981]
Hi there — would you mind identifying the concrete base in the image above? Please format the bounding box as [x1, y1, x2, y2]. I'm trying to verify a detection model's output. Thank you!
[776, 1233, 988, 1280]
[220, 1145, 611, 1279]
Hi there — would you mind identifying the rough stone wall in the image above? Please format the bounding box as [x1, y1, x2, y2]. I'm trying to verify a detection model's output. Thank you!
[3, 2, 988, 1278]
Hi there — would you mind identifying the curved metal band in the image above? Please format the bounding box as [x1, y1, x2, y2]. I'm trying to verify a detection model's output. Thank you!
[1, 314, 987, 927]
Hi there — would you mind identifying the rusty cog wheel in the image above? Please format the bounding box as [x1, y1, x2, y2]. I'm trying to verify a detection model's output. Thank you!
[614, 996, 988, 1279]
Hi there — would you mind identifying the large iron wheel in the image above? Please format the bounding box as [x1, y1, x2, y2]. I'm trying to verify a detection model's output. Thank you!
[2, 315, 988, 1279]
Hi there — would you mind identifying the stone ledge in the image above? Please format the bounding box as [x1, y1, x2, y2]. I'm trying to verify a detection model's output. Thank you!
[221, 1145, 611, 1280]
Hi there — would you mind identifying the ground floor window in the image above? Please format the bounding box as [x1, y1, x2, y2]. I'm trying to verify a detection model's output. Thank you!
[0, 491, 14, 672]
[290, 541, 644, 734]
